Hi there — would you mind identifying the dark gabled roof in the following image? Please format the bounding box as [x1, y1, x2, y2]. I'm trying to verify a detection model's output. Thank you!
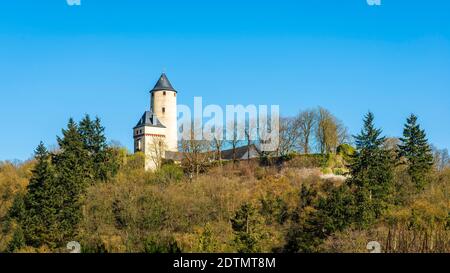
[134, 111, 166, 129]
[164, 145, 260, 162]
[165, 151, 185, 162]
[221, 144, 259, 160]
[150, 73, 177, 93]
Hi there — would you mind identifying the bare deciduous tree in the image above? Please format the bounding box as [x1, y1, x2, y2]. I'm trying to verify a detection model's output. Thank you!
[432, 145, 450, 171]
[211, 126, 224, 164]
[149, 136, 167, 170]
[226, 120, 245, 163]
[181, 127, 212, 176]
[297, 110, 316, 154]
[244, 119, 258, 162]
[337, 121, 350, 147]
[277, 117, 301, 157]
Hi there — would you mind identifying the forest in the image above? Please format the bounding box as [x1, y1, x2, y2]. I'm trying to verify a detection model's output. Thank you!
[0, 109, 449, 253]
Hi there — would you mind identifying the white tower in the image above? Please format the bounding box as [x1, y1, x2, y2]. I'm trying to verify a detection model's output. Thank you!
[150, 73, 178, 152]
[133, 73, 178, 171]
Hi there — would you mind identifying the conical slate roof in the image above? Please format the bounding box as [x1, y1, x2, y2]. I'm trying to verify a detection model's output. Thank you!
[150, 73, 177, 92]
[134, 111, 166, 129]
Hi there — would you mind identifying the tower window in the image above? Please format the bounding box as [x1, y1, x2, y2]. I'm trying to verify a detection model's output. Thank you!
[163, 91, 166, 96]
[162, 107, 166, 113]
[174, 93, 176, 97]
[136, 138, 142, 151]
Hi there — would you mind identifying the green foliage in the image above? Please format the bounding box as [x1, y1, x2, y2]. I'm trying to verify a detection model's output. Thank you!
[284, 183, 329, 253]
[284, 182, 355, 253]
[144, 235, 181, 253]
[124, 152, 146, 172]
[18, 143, 58, 247]
[316, 185, 355, 233]
[286, 154, 323, 168]
[8, 194, 25, 221]
[50, 118, 91, 244]
[7, 227, 25, 253]
[231, 203, 266, 253]
[79, 115, 120, 181]
[258, 153, 272, 167]
[398, 114, 434, 191]
[285, 187, 318, 252]
[151, 164, 184, 184]
[321, 168, 333, 175]
[259, 194, 289, 225]
[2, 112, 449, 254]
[284, 216, 326, 253]
[337, 144, 356, 162]
[322, 153, 336, 168]
[4, 116, 119, 250]
[347, 112, 395, 227]
[332, 168, 346, 176]
[196, 223, 218, 253]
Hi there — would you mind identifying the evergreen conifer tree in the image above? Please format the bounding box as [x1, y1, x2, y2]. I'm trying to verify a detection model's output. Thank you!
[398, 114, 434, 190]
[21, 142, 56, 247]
[79, 115, 117, 181]
[347, 112, 394, 227]
[231, 203, 265, 253]
[52, 118, 91, 245]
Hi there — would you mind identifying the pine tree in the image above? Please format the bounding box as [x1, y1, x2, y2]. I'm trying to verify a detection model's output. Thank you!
[21, 142, 56, 247]
[7, 117, 119, 250]
[347, 112, 394, 227]
[52, 118, 91, 245]
[231, 203, 266, 253]
[6, 227, 25, 253]
[398, 114, 434, 190]
[79, 115, 117, 181]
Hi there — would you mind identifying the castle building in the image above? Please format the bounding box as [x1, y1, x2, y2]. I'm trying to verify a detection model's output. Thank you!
[134, 73, 178, 171]
[134, 73, 261, 171]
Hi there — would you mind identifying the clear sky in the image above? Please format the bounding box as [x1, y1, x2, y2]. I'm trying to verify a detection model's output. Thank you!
[1, 0, 449, 161]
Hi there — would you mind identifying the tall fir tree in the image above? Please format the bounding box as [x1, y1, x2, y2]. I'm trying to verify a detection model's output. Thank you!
[7, 142, 59, 250]
[79, 115, 117, 181]
[7, 116, 119, 251]
[398, 114, 434, 190]
[231, 203, 266, 253]
[52, 118, 91, 245]
[347, 112, 395, 227]
[21, 142, 56, 247]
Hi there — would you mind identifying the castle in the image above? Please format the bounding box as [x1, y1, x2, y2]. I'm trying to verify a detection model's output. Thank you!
[134, 73, 260, 171]
[133, 73, 179, 171]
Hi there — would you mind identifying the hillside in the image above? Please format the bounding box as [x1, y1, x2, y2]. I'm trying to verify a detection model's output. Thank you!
[1, 154, 448, 253]
[0, 113, 449, 253]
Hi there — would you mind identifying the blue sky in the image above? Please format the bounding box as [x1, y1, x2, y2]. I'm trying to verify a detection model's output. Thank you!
[1, 0, 449, 160]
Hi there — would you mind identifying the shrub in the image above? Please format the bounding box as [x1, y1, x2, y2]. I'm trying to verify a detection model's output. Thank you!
[151, 164, 184, 184]
[337, 144, 356, 162]
[333, 168, 347, 176]
[144, 235, 181, 253]
[321, 168, 333, 175]
[286, 154, 322, 169]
